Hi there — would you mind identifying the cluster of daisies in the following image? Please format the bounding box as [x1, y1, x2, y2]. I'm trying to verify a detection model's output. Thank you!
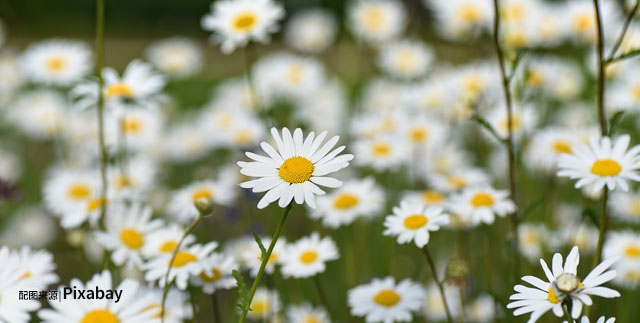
[1, 0, 640, 321]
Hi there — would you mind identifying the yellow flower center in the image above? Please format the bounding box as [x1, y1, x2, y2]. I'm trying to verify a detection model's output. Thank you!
[234, 130, 253, 145]
[625, 245, 640, 258]
[447, 176, 467, 189]
[573, 13, 594, 33]
[121, 116, 142, 135]
[372, 143, 391, 156]
[505, 30, 529, 48]
[45, 56, 67, 73]
[81, 309, 119, 323]
[458, 4, 482, 23]
[199, 268, 222, 282]
[279, 156, 314, 184]
[422, 190, 445, 203]
[304, 316, 321, 323]
[404, 214, 428, 230]
[590, 159, 622, 176]
[471, 193, 494, 207]
[170, 252, 197, 268]
[499, 115, 521, 133]
[547, 286, 561, 304]
[160, 240, 178, 253]
[251, 299, 268, 315]
[632, 84, 640, 101]
[630, 199, 640, 216]
[393, 49, 417, 73]
[86, 197, 107, 212]
[120, 228, 143, 249]
[333, 193, 359, 210]
[105, 83, 134, 99]
[115, 175, 132, 190]
[142, 304, 162, 319]
[362, 7, 384, 31]
[191, 187, 214, 202]
[20, 271, 31, 279]
[522, 231, 540, 245]
[408, 127, 429, 143]
[464, 75, 484, 95]
[232, 12, 258, 32]
[300, 250, 318, 264]
[68, 183, 92, 201]
[286, 64, 304, 84]
[502, 3, 525, 23]
[552, 140, 572, 154]
[373, 289, 401, 307]
[526, 69, 545, 87]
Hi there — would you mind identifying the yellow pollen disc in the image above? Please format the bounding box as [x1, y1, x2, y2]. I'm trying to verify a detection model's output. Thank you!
[191, 187, 213, 202]
[526, 70, 545, 87]
[625, 245, 640, 258]
[408, 127, 429, 142]
[45, 56, 67, 73]
[263, 252, 278, 265]
[625, 269, 640, 282]
[105, 83, 134, 99]
[362, 7, 384, 31]
[234, 130, 253, 145]
[505, 30, 529, 48]
[422, 190, 444, 203]
[547, 286, 561, 304]
[304, 317, 321, 323]
[121, 116, 143, 134]
[464, 75, 484, 94]
[404, 214, 428, 230]
[81, 309, 119, 323]
[251, 300, 268, 315]
[286, 64, 304, 84]
[573, 14, 594, 33]
[170, 252, 198, 268]
[458, 4, 481, 23]
[142, 304, 162, 319]
[373, 289, 401, 307]
[552, 140, 572, 154]
[632, 84, 640, 101]
[20, 271, 31, 279]
[591, 159, 622, 176]
[503, 4, 525, 22]
[199, 268, 222, 282]
[232, 12, 258, 32]
[393, 50, 417, 73]
[115, 175, 132, 190]
[372, 143, 391, 156]
[68, 183, 92, 201]
[160, 240, 178, 253]
[279, 156, 314, 184]
[471, 193, 494, 207]
[630, 200, 640, 216]
[499, 115, 521, 133]
[447, 176, 467, 189]
[333, 193, 359, 210]
[120, 228, 143, 250]
[86, 197, 107, 212]
[522, 231, 540, 245]
[300, 250, 318, 264]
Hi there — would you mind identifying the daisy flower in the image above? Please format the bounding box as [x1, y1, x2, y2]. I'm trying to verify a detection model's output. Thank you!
[449, 186, 516, 225]
[507, 246, 620, 322]
[137, 288, 193, 323]
[95, 203, 163, 269]
[247, 288, 281, 320]
[201, 0, 284, 54]
[143, 242, 218, 289]
[0, 206, 57, 248]
[609, 190, 640, 223]
[280, 232, 339, 278]
[8, 90, 67, 139]
[241, 236, 287, 277]
[429, 0, 492, 39]
[518, 223, 549, 262]
[190, 252, 238, 294]
[284, 9, 337, 54]
[402, 189, 448, 207]
[310, 177, 385, 228]
[42, 169, 101, 226]
[557, 134, 640, 193]
[566, 317, 616, 323]
[430, 168, 489, 192]
[0, 247, 41, 323]
[21, 39, 92, 86]
[603, 231, 640, 288]
[423, 283, 461, 322]
[168, 179, 236, 223]
[38, 270, 158, 323]
[383, 200, 449, 248]
[142, 224, 196, 259]
[353, 136, 409, 171]
[238, 127, 354, 209]
[146, 37, 202, 78]
[348, 277, 425, 323]
[524, 128, 582, 173]
[15, 247, 59, 290]
[348, 0, 406, 43]
[377, 40, 434, 79]
[108, 156, 158, 199]
[286, 303, 331, 323]
[465, 294, 496, 322]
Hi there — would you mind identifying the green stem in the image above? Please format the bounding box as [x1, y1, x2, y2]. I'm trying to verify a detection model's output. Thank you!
[592, 0, 608, 136]
[95, 0, 108, 228]
[211, 292, 221, 323]
[606, 0, 640, 62]
[422, 246, 454, 323]
[161, 211, 205, 323]
[563, 304, 574, 323]
[313, 275, 334, 322]
[238, 203, 293, 323]
[593, 188, 609, 266]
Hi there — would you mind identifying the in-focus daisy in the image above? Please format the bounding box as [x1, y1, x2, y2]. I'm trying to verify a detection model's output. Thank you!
[609, 190, 640, 223]
[247, 288, 281, 320]
[348, 277, 425, 323]
[507, 246, 620, 322]
[95, 203, 162, 269]
[38, 270, 158, 323]
[146, 37, 202, 78]
[143, 242, 218, 289]
[378, 40, 433, 79]
[286, 303, 331, 323]
[238, 127, 353, 209]
[190, 252, 237, 294]
[557, 134, 640, 193]
[168, 179, 236, 223]
[201, 0, 284, 54]
[383, 200, 449, 248]
[449, 186, 516, 225]
[21, 39, 92, 86]
[284, 9, 337, 54]
[348, 0, 406, 43]
[280, 232, 339, 278]
[310, 177, 385, 228]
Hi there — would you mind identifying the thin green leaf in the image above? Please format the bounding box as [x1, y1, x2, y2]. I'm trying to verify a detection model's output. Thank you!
[520, 195, 544, 220]
[608, 111, 624, 136]
[606, 48, 640, 64]
[508, 49, 527, 81]
[471, 114, 506, 144]
[232, 269, 249, 312]
[252, 232, 266, 258]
